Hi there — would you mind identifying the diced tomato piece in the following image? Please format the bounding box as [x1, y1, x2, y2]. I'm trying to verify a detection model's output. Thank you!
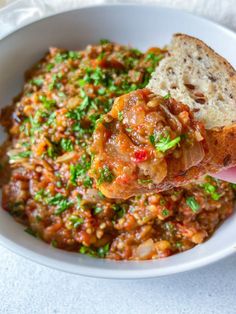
[133, 149, 148, 163]
[116, 174, 131, 184]
[138, 88, 151, 101]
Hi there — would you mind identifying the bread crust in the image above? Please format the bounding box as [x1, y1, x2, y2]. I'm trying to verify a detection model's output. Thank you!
[173, 33, 236, 81]
[172, 34, 236, 173]
[133, 127, 236, 194]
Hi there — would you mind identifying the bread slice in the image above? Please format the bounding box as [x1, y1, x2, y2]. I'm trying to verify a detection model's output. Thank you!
[148, 33, 236, 129]
[148, 33, 236, 174]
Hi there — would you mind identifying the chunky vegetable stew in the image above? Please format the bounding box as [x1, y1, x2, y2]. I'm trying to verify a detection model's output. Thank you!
[0, 41, 234, 260]
[90, 88, 207, 199]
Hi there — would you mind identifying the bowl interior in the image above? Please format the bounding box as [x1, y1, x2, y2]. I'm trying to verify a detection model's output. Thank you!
[0, 4, 236, 278]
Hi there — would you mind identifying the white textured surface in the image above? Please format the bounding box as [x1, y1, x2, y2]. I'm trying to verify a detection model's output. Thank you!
[1, 1, 236, 313]
[1, 245, 236, 314]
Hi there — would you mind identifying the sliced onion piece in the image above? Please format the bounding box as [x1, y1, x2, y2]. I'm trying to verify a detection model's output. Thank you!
[182, 141, 205, 170]
[136, 239, 155, 259]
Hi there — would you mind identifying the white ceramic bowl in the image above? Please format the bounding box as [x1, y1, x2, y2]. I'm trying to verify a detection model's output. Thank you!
[0, 4, 236, 279]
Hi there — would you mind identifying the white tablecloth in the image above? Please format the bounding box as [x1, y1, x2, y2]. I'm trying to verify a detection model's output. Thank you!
[0, 1, 236, 313]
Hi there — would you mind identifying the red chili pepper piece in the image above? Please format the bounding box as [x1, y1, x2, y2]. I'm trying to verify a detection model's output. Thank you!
[134, 149, 148, 163]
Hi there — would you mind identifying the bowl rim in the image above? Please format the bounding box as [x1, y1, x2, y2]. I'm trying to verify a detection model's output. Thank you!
[0, 3, 236, 279]
[0, 230, 235, 279]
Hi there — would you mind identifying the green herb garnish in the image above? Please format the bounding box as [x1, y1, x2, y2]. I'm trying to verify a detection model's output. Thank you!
[60, 138, 74, 152]
[83, 176, 93, 188]
[55, 52, 68, 63]
[79, 245, 97, 257]
[69, 215, 84, 228]
[68, 51, 81, 60]
[201, 182, 221, 200]
[24, 227, 37, 237]
[186, 196, 200, 213]
[31, 78, 44, 87]
[100, 39, 110, 45]
[39, 95, 56, 109]
[98, 191, 105, 199]
[46, 63, 54, 71]
[93, 207, 103, 215]
[70, 155, 91, 185]
[231, 183, 236, 190]
[51, 240, 58, 248]
[138, 178, 153, 185]
[97, 243, 110, 258]
[118, 111, 123, 121]
[150, 133, 181, 153]
[10, 151, 31, 160]
[34, 189, 49, 202]
[163, 92, 171, 100]
[47, 193, 73, 215]
[98, 165, 114, 185]
[112, 204, 125, 218]
[47, 145, 58, 159]
[162, 209, 170, 217]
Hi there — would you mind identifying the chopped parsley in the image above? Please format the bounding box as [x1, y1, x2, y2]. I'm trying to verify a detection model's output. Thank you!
[98, 165, 114, 185]
[51, 240, 58, 248]
[112, 204, 125, 218]
[31, 78, 44, 87]
[35, 215, 42, 222]
[34, 189, 49, 202]
[60, 138, 74, 152]
[46, 63, 54, 71]
[39, 95, 56, 109]
[70, 155, 91, 185]
[98, 191, 105, 199]
[10, 150, 31, 160]
[163, 92, 171, 100]
[49, 73, 63, 90]
[93, 206, 103, 215]
[46, 112, 56, 126]
[98, 51, 105, 61]
[118, 111, 123, 121]
[100, 39, 111, 45]
[138, 178, 153, 185]
[176, 242, 182, 248]
[47, 193, 73, 215]
[145, 52, 163, 63]
[231, 183, 236, 190]
[79, 245, 97, 257]
[200, 182, 221, 200]
[97, 243, 110, 258]
[47, 145, 58, 159]
[55, 52, 69, 63]
[68, 51, 81, 60]
[186, 196, 200, 213]
[24, 227, 37, 237]
[79, 243, 110, 258]
[150, 133, 181, 153]
[162, 209, 170, 216]
[144, 52, 164, 72]
[69, 215, 84, 228]
[83, 176, 93, 188]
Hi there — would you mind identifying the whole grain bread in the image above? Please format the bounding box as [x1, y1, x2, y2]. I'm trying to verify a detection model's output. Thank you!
[148, 33, 236, 129]
[147, 34, 236, 180]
